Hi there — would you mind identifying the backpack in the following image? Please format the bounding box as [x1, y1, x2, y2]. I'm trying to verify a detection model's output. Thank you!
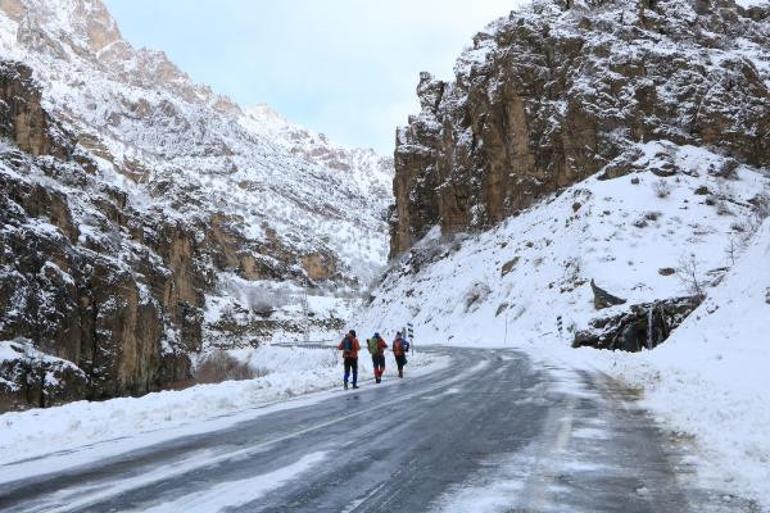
[367, 338, 379, 355]
[342, 336, 353, 353]
[402, 339, 410, 353]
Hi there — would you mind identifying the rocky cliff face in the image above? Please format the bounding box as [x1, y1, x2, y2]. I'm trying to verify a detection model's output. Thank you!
[0, 60, 210, 408]
[391, 0, 770, 255]
[0, 0, 392, 410]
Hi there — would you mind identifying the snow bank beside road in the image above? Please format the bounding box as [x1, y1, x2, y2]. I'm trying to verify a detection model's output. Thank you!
[598, 219, 770, 507]
[0, 345, 443, 467]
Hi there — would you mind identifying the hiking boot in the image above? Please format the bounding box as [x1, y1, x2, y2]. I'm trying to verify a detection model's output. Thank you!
[352, 384, 359, 389]
[344, 382, 348, 390]
[398, 370, 403, 378]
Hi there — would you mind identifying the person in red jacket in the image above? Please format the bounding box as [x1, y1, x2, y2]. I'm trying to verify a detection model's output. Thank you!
[338, 329, 361, 390]
[366, 333, 388, 383]
[392, 331, 409, 378]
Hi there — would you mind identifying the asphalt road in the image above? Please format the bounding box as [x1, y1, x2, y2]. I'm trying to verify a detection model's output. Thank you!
[0, 348, 757, 513]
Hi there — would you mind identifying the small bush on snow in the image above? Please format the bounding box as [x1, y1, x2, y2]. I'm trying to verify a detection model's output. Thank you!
[750, 192, 770, 221]
[652, 179, 672, 199]
[195, 351, 262, 384]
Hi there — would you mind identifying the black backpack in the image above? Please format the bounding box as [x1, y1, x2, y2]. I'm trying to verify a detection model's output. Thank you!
[342, 336, 353, 353]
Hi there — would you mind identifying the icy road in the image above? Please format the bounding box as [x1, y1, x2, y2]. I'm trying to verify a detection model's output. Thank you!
[0, 348, 756, 512]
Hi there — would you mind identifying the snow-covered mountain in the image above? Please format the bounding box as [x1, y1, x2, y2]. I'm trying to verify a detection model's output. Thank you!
[0, 0, 392, 409]
[243, 104, 393, 207]
[376, 0, 770, 341]
[390, 0, 769, 255]
[361, 0, 770, 503]
[375, 0, 770, 344]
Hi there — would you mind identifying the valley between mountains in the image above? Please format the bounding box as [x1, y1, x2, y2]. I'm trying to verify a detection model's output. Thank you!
[1, 0, 769, 511]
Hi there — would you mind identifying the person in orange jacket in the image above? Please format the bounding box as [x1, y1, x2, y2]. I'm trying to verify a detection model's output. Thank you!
[338, 329, 361, 390]
[392, 331, 410, 378]
[366, 333, 388, 383]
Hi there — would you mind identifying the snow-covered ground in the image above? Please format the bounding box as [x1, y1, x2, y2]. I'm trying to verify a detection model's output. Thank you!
[361, 143, 770, 507]
[0, 345, 446, 471]
[601, 218, 770, 507]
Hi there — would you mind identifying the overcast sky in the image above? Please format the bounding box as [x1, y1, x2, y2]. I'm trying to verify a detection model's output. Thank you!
[103, 1, 527, 154]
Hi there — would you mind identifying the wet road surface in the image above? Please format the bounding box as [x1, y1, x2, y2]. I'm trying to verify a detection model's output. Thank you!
[0, 348, 758, 512]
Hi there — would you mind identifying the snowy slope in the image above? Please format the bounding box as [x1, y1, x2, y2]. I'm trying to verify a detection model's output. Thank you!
[360, 142, 770, 504]
[606, 218, 770, 507]
[363, 142, 769, 347]
[243, 104, 393, 209]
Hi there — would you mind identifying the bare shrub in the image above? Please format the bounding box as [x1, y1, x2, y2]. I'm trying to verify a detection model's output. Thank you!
[652, 179, 672, 198]
[645, 211, 662, 221]
[750, 193, 770, 221]
[195, 351, 261, 384]
[715, 200, 732, 216]
[713, 181, 736, 216]
[245, 287, 291, 317]
[677, 253, 706, 298]
[715, 158, 740, 180]
[725, 237, 738, 266]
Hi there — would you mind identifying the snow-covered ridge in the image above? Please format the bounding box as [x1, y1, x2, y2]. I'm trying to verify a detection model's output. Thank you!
[392, 0, 770, 255]
[0, 0, 392, 282]
[0, 0, 393, 408]
[242, 104, 393, 208]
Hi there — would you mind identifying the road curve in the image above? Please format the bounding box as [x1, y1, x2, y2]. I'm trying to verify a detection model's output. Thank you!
[0, 348, 756, 513]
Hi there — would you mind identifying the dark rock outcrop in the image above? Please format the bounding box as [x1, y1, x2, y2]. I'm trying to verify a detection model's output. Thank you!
[0, 61, 202, 408]
[590, 279, 627, 310]
[0, 161, 200, 406]
[572, 296, 703, 352]
[0, 338, 88, 410]
[391, 0, 770, 256]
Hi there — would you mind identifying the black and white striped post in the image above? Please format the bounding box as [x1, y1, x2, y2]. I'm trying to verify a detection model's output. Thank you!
[406, 323, 414, 354]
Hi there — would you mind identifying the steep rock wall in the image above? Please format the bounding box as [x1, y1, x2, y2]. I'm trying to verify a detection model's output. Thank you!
[0, 62, 200, 408]
[391, 0, 770, 255]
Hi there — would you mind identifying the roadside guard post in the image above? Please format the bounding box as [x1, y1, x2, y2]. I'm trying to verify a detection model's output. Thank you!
[407, 323, 414, 354]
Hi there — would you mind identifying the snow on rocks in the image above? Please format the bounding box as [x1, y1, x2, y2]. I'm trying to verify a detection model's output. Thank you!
[0, 0, 394, 406]
[0, 338, 87, 410]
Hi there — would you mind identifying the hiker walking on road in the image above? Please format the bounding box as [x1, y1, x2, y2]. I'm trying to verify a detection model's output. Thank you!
[392, 331, 410, 379]
[367, 333, 388, 384]
[338, 330, 361, 390]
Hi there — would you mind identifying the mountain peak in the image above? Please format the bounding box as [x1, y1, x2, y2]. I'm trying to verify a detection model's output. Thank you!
[1, 0, 120, 52]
